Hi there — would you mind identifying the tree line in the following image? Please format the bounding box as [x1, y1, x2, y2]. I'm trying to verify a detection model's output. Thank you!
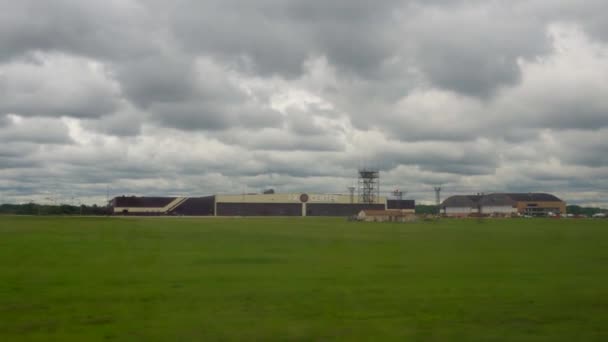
[566, 205, 606, 217]
[0, 203, 110, 216]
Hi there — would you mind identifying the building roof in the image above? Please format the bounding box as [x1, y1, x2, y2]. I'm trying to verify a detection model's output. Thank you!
[502, 193, 563, 202]
[479, 193, 516, 206]
[442, 192, 563, 209]
[441, 195, 481, 208]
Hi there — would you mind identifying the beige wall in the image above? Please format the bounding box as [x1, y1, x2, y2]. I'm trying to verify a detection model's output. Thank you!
[391, 209, 415, 214]
[515, 201, 567, 214]
[216, 193, 387, 205]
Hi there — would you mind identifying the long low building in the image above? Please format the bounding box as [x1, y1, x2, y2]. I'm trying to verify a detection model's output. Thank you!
[441, 193, 566, 217]
[110, 193, 416, 217]
[110, 196, 215, 215]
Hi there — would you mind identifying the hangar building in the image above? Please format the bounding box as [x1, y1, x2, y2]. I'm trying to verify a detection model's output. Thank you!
[440, 193, 566, 217]
[110, 193, 416, 217]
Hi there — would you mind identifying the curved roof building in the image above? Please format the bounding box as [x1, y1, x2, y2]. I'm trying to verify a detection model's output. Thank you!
[441, 193, 566, 217]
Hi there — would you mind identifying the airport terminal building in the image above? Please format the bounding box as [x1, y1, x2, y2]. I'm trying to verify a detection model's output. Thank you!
[110, 193, 416, 217]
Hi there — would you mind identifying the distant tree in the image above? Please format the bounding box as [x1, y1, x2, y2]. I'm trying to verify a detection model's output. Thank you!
[415, 205, 438, 215]
[567, 205, 602, 216]
[0, 203, 109, 216]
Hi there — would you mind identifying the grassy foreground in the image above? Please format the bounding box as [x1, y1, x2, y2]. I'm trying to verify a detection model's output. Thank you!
[1, 217, 607, 341]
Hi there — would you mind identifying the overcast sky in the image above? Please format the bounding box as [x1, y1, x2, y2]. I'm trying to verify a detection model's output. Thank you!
[1, 0, 608, 206]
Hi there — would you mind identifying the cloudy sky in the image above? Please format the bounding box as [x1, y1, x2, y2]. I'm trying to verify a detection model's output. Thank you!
[1, 0, 608, 206]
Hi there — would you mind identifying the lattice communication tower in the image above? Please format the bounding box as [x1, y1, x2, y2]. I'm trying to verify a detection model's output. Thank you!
[358, 169, 380, 204]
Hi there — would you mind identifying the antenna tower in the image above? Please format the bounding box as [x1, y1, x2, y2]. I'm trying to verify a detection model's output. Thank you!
[358, 169, 380, 204]
[393, 189, 404, 200]
[434, 185, 442, 206]
[348, 186, 356, 204]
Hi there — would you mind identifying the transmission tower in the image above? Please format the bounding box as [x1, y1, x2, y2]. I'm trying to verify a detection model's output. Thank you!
[434, 185, 442, 215]
[434, 185, 442, 206]
[393, 189, 407, 200]
[358, 169, 380, 204]
[348, 186, 356, 204]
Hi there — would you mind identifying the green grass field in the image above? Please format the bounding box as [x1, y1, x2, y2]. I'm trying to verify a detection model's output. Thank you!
[1, 216, 607, 341]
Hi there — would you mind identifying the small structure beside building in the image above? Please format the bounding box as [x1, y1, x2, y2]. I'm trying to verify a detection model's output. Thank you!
[386, 199, 416, 212]
[357, 209, 417, 223]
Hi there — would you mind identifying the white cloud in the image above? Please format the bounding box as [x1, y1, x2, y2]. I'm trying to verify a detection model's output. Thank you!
[0, 53, 120, 118]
